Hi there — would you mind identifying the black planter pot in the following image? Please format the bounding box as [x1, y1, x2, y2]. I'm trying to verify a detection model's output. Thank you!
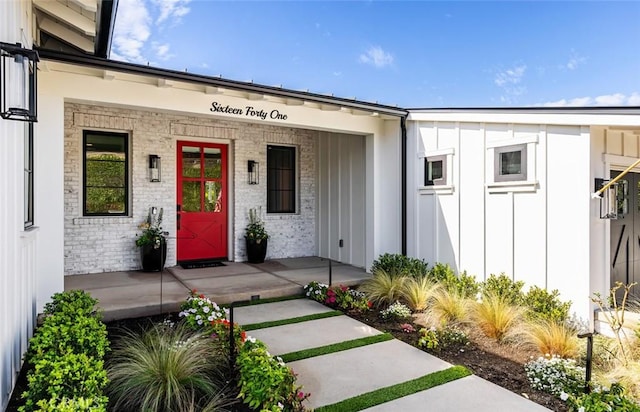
[140, 241, 167, 271]
[246, 238, 268, 263]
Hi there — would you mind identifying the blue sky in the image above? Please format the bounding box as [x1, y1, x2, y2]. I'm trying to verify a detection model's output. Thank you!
[111, 1, 640, 108]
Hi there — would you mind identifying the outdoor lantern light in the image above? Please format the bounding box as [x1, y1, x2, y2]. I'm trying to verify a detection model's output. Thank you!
[149, 154, 161, 182]
[0, 42, 39, 122]
[248, 160, 259, 185]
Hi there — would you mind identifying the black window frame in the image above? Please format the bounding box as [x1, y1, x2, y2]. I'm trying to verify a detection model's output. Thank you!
[82, 130, 129, 216]
[267, 145, 296, 214]
[424, 155, 447, 186]
[24, 122, 34, 228]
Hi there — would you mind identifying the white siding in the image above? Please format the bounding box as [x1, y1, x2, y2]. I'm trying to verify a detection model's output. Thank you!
[1, 1, 38, 408]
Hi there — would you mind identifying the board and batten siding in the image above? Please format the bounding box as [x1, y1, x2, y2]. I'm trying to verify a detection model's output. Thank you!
[317, 132, 366, 267]
[0, 1, 38, 409]
[407, 120, 593, 318]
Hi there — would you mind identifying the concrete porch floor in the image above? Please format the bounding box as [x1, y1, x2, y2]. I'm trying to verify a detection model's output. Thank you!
[64, 257, 370, 321]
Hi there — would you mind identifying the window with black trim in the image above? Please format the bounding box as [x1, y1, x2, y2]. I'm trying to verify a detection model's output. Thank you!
[83, 130, 129, 216]
[425, 155, 446, 186]
[267, 145, 296, 213]
[24, 123, 34, 228]
[494, 144, 527, 182]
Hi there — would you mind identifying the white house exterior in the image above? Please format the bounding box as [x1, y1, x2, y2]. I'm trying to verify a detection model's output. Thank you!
[407, 108, 640, 319]
[2, 0, 640, 407]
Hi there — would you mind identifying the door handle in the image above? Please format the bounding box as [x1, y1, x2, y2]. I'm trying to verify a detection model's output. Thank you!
[177, 204, 181, 230]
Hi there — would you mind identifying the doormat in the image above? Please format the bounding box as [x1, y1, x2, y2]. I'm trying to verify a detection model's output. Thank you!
[180, 260, 226, 269]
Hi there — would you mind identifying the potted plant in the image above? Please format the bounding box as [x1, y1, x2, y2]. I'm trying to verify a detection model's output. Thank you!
[136, 207, 168, 271]
[245, 208, 269, 263]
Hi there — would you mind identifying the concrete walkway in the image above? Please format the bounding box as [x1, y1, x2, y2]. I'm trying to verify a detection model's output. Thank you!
[64, 257, 368, 321]
[233, 299, 552, 412]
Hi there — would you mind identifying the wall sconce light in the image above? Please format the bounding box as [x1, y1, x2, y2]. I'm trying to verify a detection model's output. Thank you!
[0, 42, 39, 122]
[149, 154, 161, 182]
[248, 160, 259, 185]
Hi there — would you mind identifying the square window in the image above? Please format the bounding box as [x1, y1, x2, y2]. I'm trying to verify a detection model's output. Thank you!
[494, 144, 527, 182]
[425, 155, 447, 186]
[83, 130, 129, 216]
[267, 145, 296, 213]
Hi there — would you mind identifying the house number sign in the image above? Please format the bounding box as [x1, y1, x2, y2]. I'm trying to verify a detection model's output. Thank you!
[210, 101, 288, 121]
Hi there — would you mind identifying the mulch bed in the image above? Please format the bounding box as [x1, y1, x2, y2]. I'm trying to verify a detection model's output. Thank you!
[346, 308, 569, 412]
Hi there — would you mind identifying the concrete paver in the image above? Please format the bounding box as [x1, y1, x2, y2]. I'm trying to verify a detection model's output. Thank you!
[362, 375, 551, 412]
[233, 299, 334, 325]
[289, 339, 452, 410]
[246, 315, 381, 356]
[274, 266, 368, 288]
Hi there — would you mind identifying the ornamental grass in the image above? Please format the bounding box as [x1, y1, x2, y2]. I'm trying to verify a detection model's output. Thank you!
[428, 288, 470, 326]
[106, 322, 232, 412]
[402, 276, 439, 312]
[472, 293, 523, 342]
[523, 319, 579, 358]
[360, 270, 407, 308]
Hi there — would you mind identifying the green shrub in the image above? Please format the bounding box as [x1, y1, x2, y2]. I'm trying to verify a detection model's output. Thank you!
[481, 273, 524, 305]
[371, 253, 429, 278]
[43, 290, 98, 317]
[304, 282, 371, 311]
[26, 314, 109, 363]
[418, 326, 468, 351]
[20, 354, 108, 412]
[565, 383, 640, 412]
[35, 397, 107, 411]
[106, 322, 231, 412]
[237, 338, 308, 411]
[523, 286, 571, 323]
[427, 264, 479, 299]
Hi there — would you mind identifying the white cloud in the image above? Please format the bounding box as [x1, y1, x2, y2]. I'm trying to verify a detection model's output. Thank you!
[359, 46, 393, 68]
[111, 0, 152, 63]
[494, 65, 526, 87]
[153, 42, 172, 60]
[540, 92, 640, 107]
[564, 50, 586, 70]
[151, 0, 191, 25]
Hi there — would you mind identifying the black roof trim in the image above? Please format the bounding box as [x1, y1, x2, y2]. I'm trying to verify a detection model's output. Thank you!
[408, 106, 640, 115]
[95, 0, 118, 58]
[37, 49, 408, 117]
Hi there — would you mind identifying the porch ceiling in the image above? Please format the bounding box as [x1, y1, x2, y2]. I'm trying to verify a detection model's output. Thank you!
[34, 0, 116, 57]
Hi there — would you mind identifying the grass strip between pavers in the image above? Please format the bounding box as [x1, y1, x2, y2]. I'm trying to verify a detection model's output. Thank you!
[243, 310, 343, 331]
[221, 294, 305, 308]
[280, 333, 394, 363]
[314, 365, 472, 412]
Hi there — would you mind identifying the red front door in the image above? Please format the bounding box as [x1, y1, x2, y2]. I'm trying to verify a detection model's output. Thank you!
[177, 142, 227, 262]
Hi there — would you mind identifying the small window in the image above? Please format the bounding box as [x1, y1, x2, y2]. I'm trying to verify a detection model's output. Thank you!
[267, 145, 296, 213]
[24, 123, 34, 228]
[425, 155, 447, 186]
[83, 130, 129, 216]
[494, 144, 527, 182]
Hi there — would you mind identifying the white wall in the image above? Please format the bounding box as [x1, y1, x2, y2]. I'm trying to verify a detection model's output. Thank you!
[0, 1, 38, 408]
[407, 118, 594, 319]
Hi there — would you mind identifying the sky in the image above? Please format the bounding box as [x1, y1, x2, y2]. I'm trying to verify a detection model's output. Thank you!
[110, 1, 640, 108]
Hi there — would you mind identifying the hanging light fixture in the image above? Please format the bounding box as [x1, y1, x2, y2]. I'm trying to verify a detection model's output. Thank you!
[149, 154, 161, 182]
[0, 42, 39, 122]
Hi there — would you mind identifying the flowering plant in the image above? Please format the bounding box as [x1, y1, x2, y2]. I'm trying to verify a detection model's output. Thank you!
[178, 290, 228, 329]
[245, 207, 268, 242]
[135, 207, 168, 248]
[524, 354, 585, 397]
[380, 301, 412, 321]
[304, 281, 371, 311]
[418, 325, 468, 351]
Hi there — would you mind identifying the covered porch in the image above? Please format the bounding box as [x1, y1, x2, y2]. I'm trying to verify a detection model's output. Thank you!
[64, 257, 371, 321]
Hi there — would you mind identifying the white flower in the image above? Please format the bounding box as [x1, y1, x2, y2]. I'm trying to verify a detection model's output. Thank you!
[208, 316, 214, 322]
[203, 306, 210, 313]
[246, 336, 256, 343]
[195, 315, 201, 320]
[189, 308, 197, 313]
[198, 300, 204, 306]
[578, 408, 585, 412]
[197, 319, 203, 325]
[560, 392, 568, 401]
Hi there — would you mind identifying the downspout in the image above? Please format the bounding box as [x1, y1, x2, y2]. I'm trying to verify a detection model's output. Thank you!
[401, 115, 407, 256]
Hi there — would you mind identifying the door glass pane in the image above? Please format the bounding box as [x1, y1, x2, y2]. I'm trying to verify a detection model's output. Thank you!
[500, 151, 522, 175]
[204, 148, 221, 178]
[182, 146, 201, 178]
[205, 181, 222, 212]
[182, 181, 201, 212]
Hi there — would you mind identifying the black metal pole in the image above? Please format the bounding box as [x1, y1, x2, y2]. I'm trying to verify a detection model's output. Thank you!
[329, 259, 332, 287]
[578, 332, 594, 393]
